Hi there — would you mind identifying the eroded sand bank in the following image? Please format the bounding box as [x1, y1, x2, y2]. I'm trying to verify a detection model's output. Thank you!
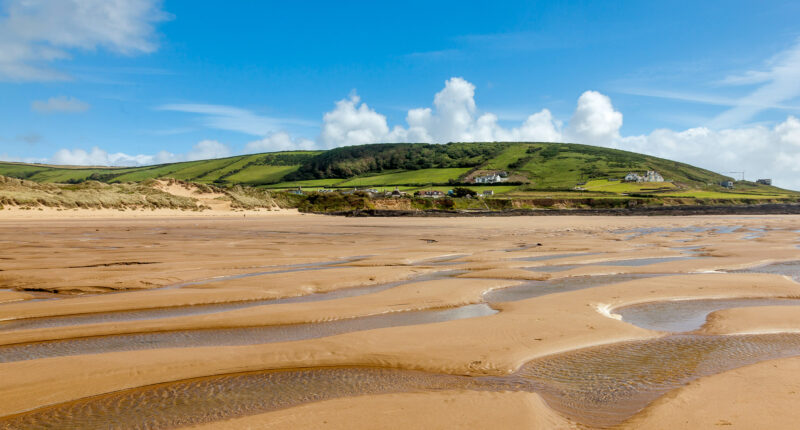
[0, 213, 799, 428]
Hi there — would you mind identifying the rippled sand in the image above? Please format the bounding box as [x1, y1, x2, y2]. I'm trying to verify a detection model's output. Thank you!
[0, 213, 799, 428]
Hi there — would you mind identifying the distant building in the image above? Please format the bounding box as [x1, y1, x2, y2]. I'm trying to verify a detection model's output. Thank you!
[643, 171, 664, 182]
[720, 180, 735, 189]
[623, 172, 642, 182]
[288, 187, 304, 195]
[474, 172, 507, 184]
[482, 190, 494, 197]
[756, 179, 772, 186]
[418, 190, 445, 198]
[623, 171, 664, 183]
[386, 186, 407, 198]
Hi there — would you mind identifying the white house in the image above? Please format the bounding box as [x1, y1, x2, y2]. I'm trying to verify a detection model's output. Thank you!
[474, 173, 507, 184]
[624, 171, 664, 183]
[643, 171, 664, 182]
[623, 172, 641, 182]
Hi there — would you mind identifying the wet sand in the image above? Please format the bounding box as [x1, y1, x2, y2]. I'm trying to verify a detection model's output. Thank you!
[0, 212, 799, 428]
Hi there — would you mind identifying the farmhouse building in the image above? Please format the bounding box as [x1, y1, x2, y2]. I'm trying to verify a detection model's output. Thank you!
[756, 179, 772, 185]
[386, 186, 407, 198]
[643, 171, 664, 182]
[418, 190, 445, 198]
[623, 172, 641, 182]
[474, 172, 507, 184]
[623, 171, 664, 183]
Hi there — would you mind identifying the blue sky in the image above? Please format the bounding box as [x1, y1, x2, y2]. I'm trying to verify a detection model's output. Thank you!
[2, 1, 800, 187]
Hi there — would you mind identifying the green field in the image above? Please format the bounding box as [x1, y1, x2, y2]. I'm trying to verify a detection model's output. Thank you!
[225, 165, 301, 185]
[263, 178, 344, 189]
[583, 179, 678, 193]
[336, 168, 470, 187]
[659, 190, 791, 199]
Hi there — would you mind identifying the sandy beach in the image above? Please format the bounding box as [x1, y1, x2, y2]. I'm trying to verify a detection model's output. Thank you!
[0, 210, 799, 428]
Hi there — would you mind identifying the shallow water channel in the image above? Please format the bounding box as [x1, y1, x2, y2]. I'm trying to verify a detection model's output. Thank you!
[0, 269, 463, 332]
[616, 297, 800, 332]
[0, 304, 495, 364]
[733, 260, 800, 282]
[3, 333, 800, 429]
[527, 256, 698, 273]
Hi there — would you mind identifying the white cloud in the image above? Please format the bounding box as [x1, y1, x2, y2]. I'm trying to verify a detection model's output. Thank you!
[710, 39, 800, 128]
[31, 96, 89, 113]
[0, 0, 169, 81]
[47, 140, 231, 167]
[186, 139, 231, 161]
[319, 77, 564, 146]
[565, 91, 623, 145]
[50, 147, 156, 166]
[158, 103, 316, 137]
[319, 93, 391, 147]
[244, 132, 316, 153]
[616, 116, 800, 189]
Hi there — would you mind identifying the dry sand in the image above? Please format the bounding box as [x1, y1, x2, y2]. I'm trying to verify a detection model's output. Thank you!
[0, 212, 799, 428]
[621, 356, 800, 429]
[189, 390, 578, 430]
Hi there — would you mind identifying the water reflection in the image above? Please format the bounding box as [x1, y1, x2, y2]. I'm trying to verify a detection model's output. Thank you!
[616, 298, 800, 332]
[0, 304, 496, 363]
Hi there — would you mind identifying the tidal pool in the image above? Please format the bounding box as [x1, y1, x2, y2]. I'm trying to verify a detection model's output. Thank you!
[528, 256, 697, 273]
[3, 333, 800, 429]
[0, 304, 496, 363]
[615, 297, 800, 332]
[733, 260, 800, 282]
[484, 273, 665, 303]
[617, 225, 742, 240]
[0, 269, 463, 332]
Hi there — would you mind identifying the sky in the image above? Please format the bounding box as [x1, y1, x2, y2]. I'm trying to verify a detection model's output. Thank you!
[2, 0, 800, 187]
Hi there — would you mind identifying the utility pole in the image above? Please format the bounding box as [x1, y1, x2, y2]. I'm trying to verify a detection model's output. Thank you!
[723, 171, 745, 181]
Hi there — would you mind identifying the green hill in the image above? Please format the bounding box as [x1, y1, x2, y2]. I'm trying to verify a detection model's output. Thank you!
[0, 143, 795, 200]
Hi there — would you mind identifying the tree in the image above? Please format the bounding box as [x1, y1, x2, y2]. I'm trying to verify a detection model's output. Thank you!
[439, 197, 456, 209]
[452, 187, 477, 198]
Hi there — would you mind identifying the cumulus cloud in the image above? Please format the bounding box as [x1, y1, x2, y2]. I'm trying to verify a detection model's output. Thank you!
[48, 140, 231, 167]
[319, 78, 564, 146]
[565, 91, 622, 145]
[616, 116, 800, 189]
[31, 96, 89, 113]
[0, 0, 169, 81]
[319, 93, 391, 148]
[244, 132, 316, 153]
[185, 140, 231, 161]
[50, 147, 157, 166]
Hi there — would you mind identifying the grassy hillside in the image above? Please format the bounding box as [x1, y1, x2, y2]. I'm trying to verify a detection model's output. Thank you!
[0, 152, 320, 185]
[0, 143, 796, 201]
